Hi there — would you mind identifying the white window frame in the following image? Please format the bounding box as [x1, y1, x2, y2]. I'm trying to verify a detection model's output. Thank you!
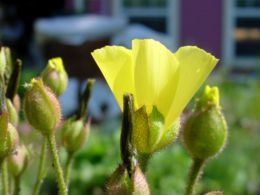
[112, 0, 180, 51]
[223, 0, 260, 68]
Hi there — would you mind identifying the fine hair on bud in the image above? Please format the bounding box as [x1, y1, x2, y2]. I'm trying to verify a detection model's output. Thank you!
[24, 78, 61, 136]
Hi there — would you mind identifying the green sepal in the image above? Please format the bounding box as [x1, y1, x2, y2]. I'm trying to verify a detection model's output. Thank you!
[133, 106, 180, 155]
[6, 99, 18, 127]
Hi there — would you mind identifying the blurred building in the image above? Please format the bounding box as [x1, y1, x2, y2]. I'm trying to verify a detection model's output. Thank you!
[111, 0, 260, 69]
[1, 0, 260, 69]
[1, 0, 260, 119]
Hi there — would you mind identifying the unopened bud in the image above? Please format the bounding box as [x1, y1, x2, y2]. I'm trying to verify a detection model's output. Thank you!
[0, 121, 19, 158]
[183, 86, 227, 160]
[132, 165, 150, 195]
[8, 144, 28, 177]
[41, 57, 68, 96]
[106, 165, 129, 195]
[24, 78, 61, 136]
[61, 118, 90, 154]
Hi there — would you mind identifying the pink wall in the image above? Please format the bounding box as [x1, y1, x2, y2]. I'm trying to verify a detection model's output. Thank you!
[180, 0, 223, 58]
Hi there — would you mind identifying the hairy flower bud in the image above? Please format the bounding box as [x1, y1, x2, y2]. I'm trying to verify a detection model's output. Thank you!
[8, 144, 28, 177]
[61, 118, 90, 154]
[24, 78, 61, 136]
[106, 165, 129, 195]
[106, 164, 150, 195]
[132, 165, 150, 195]
[133, 106, 180, 155]
[183, 86, 227, 160]
[7, 98, 18, 127]
[41, 57, 68, 96]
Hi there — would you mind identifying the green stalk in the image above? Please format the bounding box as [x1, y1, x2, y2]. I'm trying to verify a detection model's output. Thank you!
[1, 159, 9, 195]
[33, 138, 47, 195]
[47, 135, 67, 195]
[64, 153, 74, 188]
[185, 158, 205, 195]
[14, 175, 21, 195]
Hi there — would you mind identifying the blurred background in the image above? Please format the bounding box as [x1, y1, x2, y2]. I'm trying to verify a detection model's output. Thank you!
[0, 0, 260, 194]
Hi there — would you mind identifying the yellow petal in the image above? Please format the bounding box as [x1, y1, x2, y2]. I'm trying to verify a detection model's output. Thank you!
[165, 46, 218, 128]
[91, 46, 135, 109]
[133, 39, 179, 115]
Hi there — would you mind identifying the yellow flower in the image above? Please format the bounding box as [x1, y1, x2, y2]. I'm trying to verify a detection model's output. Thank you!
[92, 39, 218, 126]
[92, 39, 218, 154]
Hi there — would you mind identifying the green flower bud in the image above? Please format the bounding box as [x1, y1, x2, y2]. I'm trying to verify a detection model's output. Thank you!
[183, 86, 227, 160]
[8, 144, 28, 177]
[133, 106, 180, 155]
[61, 118, 90, 154]
[106, 165, 129, 195]
[41, 57, 68, 96]
[7, 98, 18, 127]
[132, 165, 150, 195]
[24, 78, 61, 136]
[0, 118, 20, 159]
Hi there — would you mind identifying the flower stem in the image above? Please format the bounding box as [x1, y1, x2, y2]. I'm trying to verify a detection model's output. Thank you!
[1, 159, 9, 195]
[14, 175, 21, 195]
[33, 138, 47, 195]
[64, 153, 74, 188]
[47, 135, 67, 195]
[121, 94, 136, 177]
[185, 158, 205, 195]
